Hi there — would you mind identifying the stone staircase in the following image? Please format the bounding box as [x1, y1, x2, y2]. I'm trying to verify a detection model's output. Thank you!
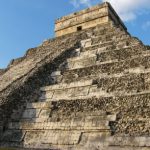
[0, 24, 150, 150]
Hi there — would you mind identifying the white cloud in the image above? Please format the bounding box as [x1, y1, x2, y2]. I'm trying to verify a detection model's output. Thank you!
[102, 0, 150, 21]
[70, 0, 92, 8]
[142, 21, 150, 30]
[70, 0, 150, 22]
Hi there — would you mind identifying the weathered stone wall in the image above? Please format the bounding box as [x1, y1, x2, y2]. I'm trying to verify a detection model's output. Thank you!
[0, 69, 6, 76]
[52, 93, 150, 136]
[7, 57, 24, 68]
[55, 2, 126, 37]
[55, 16, 109, 37]
[0, 20, 150, 150]
[0, 27, 94, 133]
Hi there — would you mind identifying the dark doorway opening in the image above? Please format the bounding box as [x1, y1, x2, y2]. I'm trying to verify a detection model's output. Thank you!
[77, 26, 82, 31]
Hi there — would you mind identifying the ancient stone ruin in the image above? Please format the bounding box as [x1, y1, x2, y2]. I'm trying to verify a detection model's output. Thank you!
[0, 2, 150, 150]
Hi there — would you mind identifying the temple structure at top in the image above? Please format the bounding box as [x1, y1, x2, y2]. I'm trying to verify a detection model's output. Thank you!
[55, 2, 127, 37]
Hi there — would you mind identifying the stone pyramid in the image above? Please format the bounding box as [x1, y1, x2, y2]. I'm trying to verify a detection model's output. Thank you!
[0, 2, 150, 150]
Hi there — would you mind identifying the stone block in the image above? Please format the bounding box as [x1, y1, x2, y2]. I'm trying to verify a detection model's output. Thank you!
[24, 130, 81, 146]
[39, 109, 51, 118]
[8, 122, 20, 129]
[51, 75, 63, 84]
[42, 130, 81, 145]
[24, 131, 45, 147]
[51, 71, 61, 77]
[10, 118, 110, 130]
[22, 108, 41, 119]
[106, 136, 150, 147]
[89, 85, 112, 97]
[80, 50, 97, 58]
[79, 132, 111, 146]
[73, 48, 81, 57]
[1, 130, 26, 142]
[31, 117, 48, 123]
[67, 55, 97, 69]
[40, 91, 54, 100]
[42, 79, 93, 91]
[107, 114, 117, 121]
[81, 39, 92, 48]
[68, 53, 96, 62]
[52, 86, 90, 99]
[68, 79, 93, 88]
[26, 102, 52, 109]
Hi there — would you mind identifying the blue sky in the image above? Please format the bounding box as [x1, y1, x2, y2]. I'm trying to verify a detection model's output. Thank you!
[0, 0, 150, 69]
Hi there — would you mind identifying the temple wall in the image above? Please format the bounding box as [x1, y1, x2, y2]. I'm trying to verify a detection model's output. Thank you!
[55, 3, 109, 37]
[55, 2, 126, 37]
[55, 16, 109, 37]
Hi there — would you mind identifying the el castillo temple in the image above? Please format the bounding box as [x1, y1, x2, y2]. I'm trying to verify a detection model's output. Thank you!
[0, 2, 150, 150]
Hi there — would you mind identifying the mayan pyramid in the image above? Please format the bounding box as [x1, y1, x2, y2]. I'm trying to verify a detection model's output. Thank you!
[0, 2, 150, 150]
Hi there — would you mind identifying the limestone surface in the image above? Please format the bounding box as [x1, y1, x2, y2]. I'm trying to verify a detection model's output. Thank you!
[0, 2, 150, 150]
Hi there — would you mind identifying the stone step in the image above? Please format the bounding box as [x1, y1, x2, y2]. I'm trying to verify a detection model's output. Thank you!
[21, 108, 41, 119]
[66, 45, 147, 70]
[48, 91, 150, 122]
[42, 88, 150, 104]
[49, 113, 117, 123]
[81, 41, 114, 53]
[92, 34, 113, 45]
[40, 85, 116, 101]
[1, 130, 81, 146]
[82, 35, 140, 55]
[80, 39, 92, 48]
[107, 146, 150, 150]
[40, 70, 150, 102]
[97, 44, 147, 62]
[40, 80, 95, 101]
[76, 42, 144, 63]
[68, 51, 150, 71]
[95, 72, 150, 94]
[20, 106, 53, 121]
[67, 59, 119, 70]
[24, 130, 81, 146]
[26, 101, 52, 109]
[41, 79, 93, 91]
[62, 53, 150, 83]
[10, 102, 52, 122]
[76, 40, 117, 55]
[43, 89, 112, 101]
[93, 25, 127, 38]
[67, 52, 96, 62]
[92, 23, 124, 36]
[62, 66, 150, 85]
[106, 136, 150, 147]
[92, 25, 119, 37]
[8, 117, 110, 130]
[66, 54, 97, 70]
[92, 31, 129, 45]
[0, 130, 26, 142]
[86, 40, 114, 52]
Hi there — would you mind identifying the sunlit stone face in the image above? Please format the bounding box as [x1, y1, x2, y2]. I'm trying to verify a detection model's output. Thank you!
[55, 2, 126, 37]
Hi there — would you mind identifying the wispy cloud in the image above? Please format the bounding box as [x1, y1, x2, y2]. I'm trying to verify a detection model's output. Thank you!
[102, 0, 150, 22]
[70, 0, 150, 22]
[70, 0, 92, 8]
[142, 21, 150, 30]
